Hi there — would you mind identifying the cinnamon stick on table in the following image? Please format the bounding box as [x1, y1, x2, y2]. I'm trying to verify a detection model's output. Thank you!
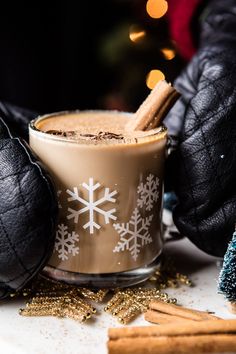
[108, 334, 236, 354]
[148, 300, 220, 321]
[144, 309, 196, 325]
[108, 319, 236, 354]
[108, 319, 236, 339]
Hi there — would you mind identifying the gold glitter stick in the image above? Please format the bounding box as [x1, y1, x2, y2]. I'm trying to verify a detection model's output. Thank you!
[104, 293, 126, 312]
[79, 288, 108, 302]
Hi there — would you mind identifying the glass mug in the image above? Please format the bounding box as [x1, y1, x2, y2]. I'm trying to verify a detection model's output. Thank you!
[29, 110, 167, 287]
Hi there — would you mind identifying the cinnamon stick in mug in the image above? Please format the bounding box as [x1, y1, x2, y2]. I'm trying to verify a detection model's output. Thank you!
[126, 80, 180, 131]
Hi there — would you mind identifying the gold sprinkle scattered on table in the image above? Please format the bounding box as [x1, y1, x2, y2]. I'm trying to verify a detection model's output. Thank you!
[19, 278, 107, 323]
[104, 287, 177, 324]
[17, 257, 191, 324]
[149, 256, 192, 288]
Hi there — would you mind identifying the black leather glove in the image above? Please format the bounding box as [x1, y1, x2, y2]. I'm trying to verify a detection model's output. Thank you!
[164, 0, 236, 257]
[0, 102, 58, 299]
[0, 101, 36, 141]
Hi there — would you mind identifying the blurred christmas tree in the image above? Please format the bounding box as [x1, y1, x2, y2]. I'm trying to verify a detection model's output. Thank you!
[218, 228, 236, 313]
[0, 0, 184, 112]
[97, 0, 184, 111]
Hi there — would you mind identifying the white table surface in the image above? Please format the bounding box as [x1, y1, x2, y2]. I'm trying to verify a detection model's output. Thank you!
[0, 237, 235, 354]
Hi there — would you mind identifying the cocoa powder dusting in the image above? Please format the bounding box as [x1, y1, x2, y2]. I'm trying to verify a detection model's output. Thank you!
[46, 130, 124, 141]
[45, 130, 76, 137]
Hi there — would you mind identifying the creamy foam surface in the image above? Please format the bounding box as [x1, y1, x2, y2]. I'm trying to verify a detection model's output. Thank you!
[35, 111, 165, 144]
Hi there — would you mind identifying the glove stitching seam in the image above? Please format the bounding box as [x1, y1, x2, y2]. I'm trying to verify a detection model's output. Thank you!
[0, 216, 31, 275]
[184, 102, 235, 137]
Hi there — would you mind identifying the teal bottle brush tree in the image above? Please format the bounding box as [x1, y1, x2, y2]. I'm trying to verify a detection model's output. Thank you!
[218, 225, 236, 313]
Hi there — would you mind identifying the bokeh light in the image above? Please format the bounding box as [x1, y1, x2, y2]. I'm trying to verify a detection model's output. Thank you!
[161, 48, 176, 60]
[146, 0, 168, 19]
[146, 69, 165, 89]
[129, 25, 146, 43]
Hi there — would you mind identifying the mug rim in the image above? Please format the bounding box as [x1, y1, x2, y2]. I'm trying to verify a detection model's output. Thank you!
[29, 109, 167, 146]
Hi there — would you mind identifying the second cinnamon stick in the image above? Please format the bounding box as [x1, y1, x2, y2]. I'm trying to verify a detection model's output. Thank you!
[149, 300, 220, 321]
[144, 309, 195, 325]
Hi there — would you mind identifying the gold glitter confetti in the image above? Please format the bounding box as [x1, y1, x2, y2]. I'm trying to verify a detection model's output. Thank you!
[104, 287, 177, 324]
[19, 277, 106, 323]
[17, 257, 191, 324]
[149, 256, 192, 288]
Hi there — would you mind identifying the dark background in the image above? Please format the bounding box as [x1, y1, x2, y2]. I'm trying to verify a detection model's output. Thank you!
[0, 0, 184, 114]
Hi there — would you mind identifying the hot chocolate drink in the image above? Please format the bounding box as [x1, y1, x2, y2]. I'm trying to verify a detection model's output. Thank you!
[29, 110, 167, 286]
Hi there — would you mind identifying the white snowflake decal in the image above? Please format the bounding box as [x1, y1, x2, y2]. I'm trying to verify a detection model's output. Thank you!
[137, 174, 159, 211]
[66, 178, 117, 234]
[113, 208, 153, 261]
[54, 223, 79, 261]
